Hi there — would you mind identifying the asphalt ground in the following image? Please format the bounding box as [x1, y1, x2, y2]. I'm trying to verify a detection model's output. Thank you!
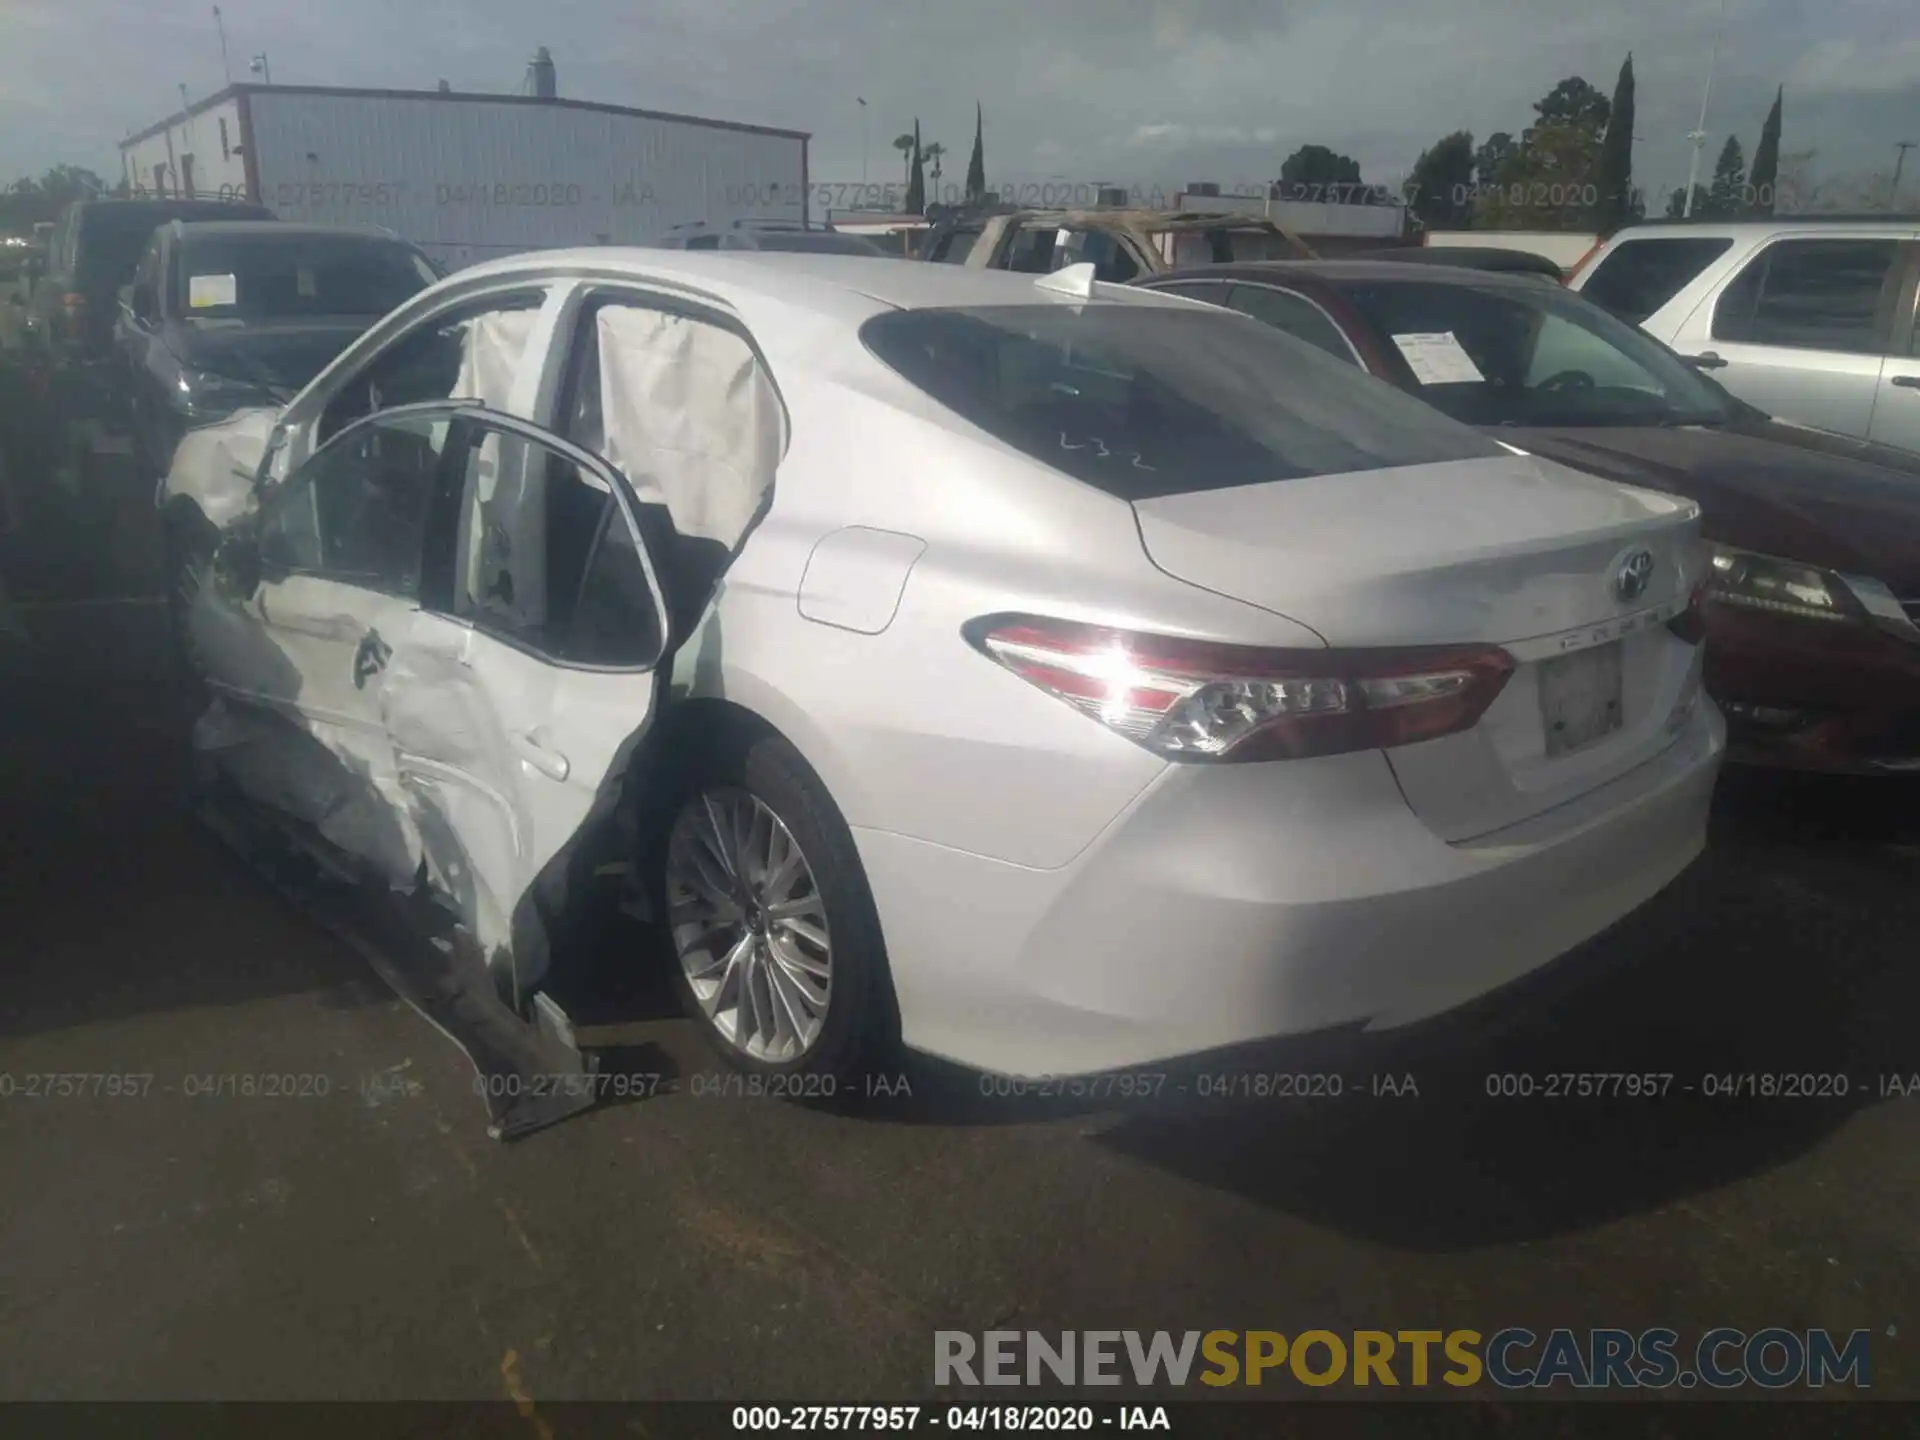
[2, 413, 1918, 1429]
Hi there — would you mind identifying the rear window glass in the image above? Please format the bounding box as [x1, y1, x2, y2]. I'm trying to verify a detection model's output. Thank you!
[928, 227, 983, 264]
[76, 204, 272, 286]
[176, 233, 437, 319]
[1577, 237, 1732, 323]
[860, 303, 1502, 502]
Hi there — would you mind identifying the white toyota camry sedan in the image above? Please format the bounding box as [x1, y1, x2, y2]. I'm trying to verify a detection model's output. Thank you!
[167, 248, 1724, 1085]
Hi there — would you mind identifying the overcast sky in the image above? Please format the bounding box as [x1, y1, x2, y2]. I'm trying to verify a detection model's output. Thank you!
[7, 0, 1918, 203]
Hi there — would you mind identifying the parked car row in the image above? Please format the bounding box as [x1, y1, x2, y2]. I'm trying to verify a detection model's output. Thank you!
[1131, 258, 1920, 773]
[117, 219, 442, 475]
[10, 193, 1916, 1117]
[155, 248, 1722, 1094]
[1568, 217, 1920, 454]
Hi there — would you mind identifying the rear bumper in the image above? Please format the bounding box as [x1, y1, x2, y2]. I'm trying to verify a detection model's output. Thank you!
[1704, 605, 1920, 774]
[860, 701, 1724, 1078]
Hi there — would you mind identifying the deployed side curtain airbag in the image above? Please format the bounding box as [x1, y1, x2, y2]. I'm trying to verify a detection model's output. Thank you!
[592, 307, 780, 551]
[455, 310, 540, 409]
[454, 309, 544, 633]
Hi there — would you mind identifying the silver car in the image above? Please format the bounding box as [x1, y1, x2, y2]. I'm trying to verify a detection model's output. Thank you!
[164, 251, 1720, 1089]
[1568, 218, 1920, 453]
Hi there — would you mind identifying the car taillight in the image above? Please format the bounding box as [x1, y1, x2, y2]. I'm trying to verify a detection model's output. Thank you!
[1667, 578, 1711, 644]
[966, 614, 1515, 762]
[1564, 238, 1604, 285]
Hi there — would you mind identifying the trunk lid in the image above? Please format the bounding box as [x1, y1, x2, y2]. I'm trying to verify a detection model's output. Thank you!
[1131, 453, 1707, 840]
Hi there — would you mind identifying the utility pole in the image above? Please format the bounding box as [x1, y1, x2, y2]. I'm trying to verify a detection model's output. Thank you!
[213, 6, 231, 84]
[1682, 0, 1729, 219]
[857, 97, 869, 187]
[1894, 142, 1917, 207]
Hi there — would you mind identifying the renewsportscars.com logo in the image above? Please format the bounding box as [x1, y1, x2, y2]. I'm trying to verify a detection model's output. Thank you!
[934, 1328, 1872, 1390]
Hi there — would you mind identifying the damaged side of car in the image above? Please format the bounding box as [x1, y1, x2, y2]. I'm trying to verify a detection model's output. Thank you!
[162, 269, 785, 1137]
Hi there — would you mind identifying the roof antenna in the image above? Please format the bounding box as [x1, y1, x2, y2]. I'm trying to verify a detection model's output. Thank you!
[1033, 262, 1097, 299]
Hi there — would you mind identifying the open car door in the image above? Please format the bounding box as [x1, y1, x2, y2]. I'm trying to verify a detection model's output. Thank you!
[192, 401, 677, 1139]
[377, 406, 674, 1019]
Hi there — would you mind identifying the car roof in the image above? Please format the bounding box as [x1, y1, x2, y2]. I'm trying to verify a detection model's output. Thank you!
[1139, 258, 1548, 292]
[167, 221, 406, 242]
[75, 198, 270, 221]
[1349, 246, 1566, 277]
[453, 247, 1201, 323]
[1601, 216, 1920, 239]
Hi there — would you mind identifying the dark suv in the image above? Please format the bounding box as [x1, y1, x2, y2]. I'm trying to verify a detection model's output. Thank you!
[29, 197, 275, 364]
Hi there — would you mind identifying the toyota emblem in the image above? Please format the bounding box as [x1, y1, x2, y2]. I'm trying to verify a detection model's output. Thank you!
[1614, 549, 1656, 603]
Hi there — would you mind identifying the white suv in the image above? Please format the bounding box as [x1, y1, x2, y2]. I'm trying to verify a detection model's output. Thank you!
[1569, 218, 1920, 453]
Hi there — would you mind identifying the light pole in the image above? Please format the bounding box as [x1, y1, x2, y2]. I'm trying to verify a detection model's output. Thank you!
[1894, 142, 1917, 207]
[249, 52, 271, 85]
[1682, 0, 1729, 219]
[857, 97, 869, 187]
[213, 6, 231, 84]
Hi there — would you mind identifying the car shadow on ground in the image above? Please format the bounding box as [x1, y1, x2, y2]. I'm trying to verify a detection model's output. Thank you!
[0, 594, 398, 1046]
[1080, 769, 1920, 1249]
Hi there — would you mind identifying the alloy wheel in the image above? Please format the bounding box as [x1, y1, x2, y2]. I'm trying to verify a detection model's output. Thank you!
[665, 786, 832, 1063]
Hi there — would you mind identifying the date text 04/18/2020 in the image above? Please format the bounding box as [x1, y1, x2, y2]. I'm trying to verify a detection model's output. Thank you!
[976, 1072, 1421, 1101]
[729, 1405, 1171, 1431]
[1482, 1072, 1920, 1100]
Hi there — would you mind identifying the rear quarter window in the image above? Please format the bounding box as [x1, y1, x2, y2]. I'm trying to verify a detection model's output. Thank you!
[1577, 236, 1733, 323]
[860, 303, 1502, 502]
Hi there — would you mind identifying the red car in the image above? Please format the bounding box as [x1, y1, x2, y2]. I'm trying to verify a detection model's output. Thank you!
[1135, 260, 1920, 774]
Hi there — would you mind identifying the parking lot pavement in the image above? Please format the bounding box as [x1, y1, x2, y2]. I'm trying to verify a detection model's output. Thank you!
[2, 556, 1918, 1406]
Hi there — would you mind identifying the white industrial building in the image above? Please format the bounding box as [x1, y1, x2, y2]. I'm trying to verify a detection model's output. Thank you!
[119, 56, 810, 269]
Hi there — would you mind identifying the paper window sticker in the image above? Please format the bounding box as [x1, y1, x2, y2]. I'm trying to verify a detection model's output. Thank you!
[188, 273, 237, 308]
[1390, 331, 1486, 385]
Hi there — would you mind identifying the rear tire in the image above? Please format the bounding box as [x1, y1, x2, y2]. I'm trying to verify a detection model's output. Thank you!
[650, 728, 898, 1086]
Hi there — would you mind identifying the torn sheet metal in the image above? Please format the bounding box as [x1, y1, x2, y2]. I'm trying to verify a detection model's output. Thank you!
[162, 405, 282, 530]
[194, 782, 599, 1141]
[191, 694, 424, 888]
[377, 631, 523, 971]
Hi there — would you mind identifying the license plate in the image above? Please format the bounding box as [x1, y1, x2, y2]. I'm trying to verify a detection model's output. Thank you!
[1539, 642, 1625, 757]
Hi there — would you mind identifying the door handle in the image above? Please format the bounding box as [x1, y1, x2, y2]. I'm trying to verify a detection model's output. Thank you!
[352, 629, 390, 690]
[510, 730, 570, 781]
[1684, 351, 1728, 370]
[1892, 375, 1920, 390]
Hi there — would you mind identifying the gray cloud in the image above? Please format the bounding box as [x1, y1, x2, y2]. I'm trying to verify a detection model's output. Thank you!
[4, 0, 1916, 203]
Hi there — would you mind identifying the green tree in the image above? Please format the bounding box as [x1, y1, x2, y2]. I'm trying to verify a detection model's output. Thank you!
[1748, 86, 1783, 215]
[1405, 130, 1476, 230]
[1277, 143, 1366, 201]
[965, 101, 986, 203]
[922, 141, 946, 206]
[0, 164, 107, 232]
[1474, 132, 1517, 187]
[1473, 120, 1604, 230]
[892, 132, 916, 190]
[1706, 134, 1746, 217]
[1593, 54, 1636, 232]
[1473, 76, 1611, 230]
[905, 119, 926, 214]
[1665, 183, 1709, 218]
[1533, 76, 1611, 133]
